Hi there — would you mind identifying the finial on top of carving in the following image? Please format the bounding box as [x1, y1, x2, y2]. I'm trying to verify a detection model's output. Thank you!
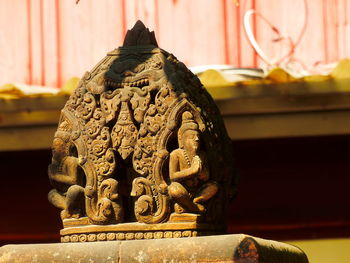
[123, 20, 158, 47]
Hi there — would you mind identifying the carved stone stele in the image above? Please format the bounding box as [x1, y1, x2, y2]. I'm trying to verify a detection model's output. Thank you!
[48, 21, 236, 242]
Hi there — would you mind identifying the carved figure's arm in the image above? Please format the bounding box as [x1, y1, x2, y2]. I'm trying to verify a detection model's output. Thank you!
[169, 151, 199, 182]
[48, 157, 81, 186]
[198, 153, 209, 182]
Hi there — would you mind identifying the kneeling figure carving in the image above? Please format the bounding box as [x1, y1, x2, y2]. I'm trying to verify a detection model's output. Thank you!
[168, 111, 218, 215]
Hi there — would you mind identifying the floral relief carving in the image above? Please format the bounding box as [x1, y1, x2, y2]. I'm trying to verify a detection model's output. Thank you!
[48, 21, 235, 241]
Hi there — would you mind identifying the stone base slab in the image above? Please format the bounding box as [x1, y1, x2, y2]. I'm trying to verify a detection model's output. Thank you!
[0, 234, 308, 263]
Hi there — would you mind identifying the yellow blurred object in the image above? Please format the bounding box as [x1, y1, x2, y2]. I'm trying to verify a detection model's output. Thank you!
[301, 75, 331, 82]
[0, 77, 82, 101]
[265, 67, 297, 83]
[288, 238, 350, 263]
[198, 69, 233, 88]
[199, 62, 350, 91]
[59, 77, 80, 95]
[331, 59, 350, 79]
[0, 84, 25, 99]
[0, 83, 60, 99]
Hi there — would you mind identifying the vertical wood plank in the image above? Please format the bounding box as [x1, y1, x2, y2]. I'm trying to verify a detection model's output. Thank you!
[42, 0, 58, 87]
[156, 0, 191, 64]
[57, 0, 125, 87]
[124, 0, 138, 29]
[223, 0, 241, 66]
[28, 0, 44, 85]
[124, 0, 158, 37]
[295, 0, 328, 68]
[157, 0, 226, 66]
[0, 0, 30, 85]
[57, 0, 89, 86]
[254, 0, 286, 67]
[254, 0, 305, 67]
[336, 0, 347, 59]
[188, 0, 227, 66]
[254, 0, 328, 70]
[341, 0, 350, 58]
[322, 0, 339, 63]
[137, 0, 158, 31]
[88, 0, 126, 55]
[239, 0, 257, 67]
[2, 0, 350, 88]
[55, 0, 62, 88]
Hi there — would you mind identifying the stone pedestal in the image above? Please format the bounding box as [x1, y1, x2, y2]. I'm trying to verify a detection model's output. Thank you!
[0, 234, 308, 263]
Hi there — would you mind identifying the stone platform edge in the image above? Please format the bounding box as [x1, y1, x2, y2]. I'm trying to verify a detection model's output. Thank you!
[0, 234, 309, 263]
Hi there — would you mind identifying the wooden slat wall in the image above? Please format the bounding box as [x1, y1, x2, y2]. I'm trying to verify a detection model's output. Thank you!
[57, 0, 125, 87]
[0, 0, 350, 88]
[0, 0, 30, 85]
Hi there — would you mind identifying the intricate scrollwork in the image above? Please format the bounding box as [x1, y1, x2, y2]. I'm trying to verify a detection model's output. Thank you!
[48, 21, 235, 240]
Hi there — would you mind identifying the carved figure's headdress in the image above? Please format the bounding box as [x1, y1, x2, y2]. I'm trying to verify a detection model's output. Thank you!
[178, 111, 199, 148]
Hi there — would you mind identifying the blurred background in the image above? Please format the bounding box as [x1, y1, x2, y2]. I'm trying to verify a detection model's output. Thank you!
[1, 1, 350, 262]
[1, 0, 350, 86]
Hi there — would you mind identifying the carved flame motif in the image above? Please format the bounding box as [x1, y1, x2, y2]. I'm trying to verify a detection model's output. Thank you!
[48, 21, 235, 237]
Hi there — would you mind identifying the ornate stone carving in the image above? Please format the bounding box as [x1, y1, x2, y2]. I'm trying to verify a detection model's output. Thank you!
[168, 111, 218, 217]
[48, 20, 236, 241]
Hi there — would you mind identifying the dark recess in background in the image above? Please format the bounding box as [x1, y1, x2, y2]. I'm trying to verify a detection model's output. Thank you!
[1, 135, 350, 246]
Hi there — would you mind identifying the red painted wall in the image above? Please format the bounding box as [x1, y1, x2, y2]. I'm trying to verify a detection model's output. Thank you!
[0, 0, 349, 88]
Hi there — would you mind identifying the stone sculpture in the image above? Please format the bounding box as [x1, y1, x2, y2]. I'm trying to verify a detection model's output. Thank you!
[168, 111, 218, 216]
[48, 21, 236, 242]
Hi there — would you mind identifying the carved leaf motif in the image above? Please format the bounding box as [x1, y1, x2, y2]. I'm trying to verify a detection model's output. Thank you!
[133, 134, 154, 176]
[145, 114, 162, 135]
[76, 93, 96, 122]
[136, 195, 153, 215]
[57, 115, 72, 133]
[84, 109, 106, 140]
[148, 54, 163, 70]
[130, 88, 150, 123]
[91, 140, 107, 157]
[91, 178, 124, 223]
[155, 84, 174, 114]
[86, 71, 105, 94]
[66, 84, 85, 112]
[131, 177, 154, 216]
[100, 90, 121, 124]
[96, 149, 116, 178]
[88, 127, 114, 176]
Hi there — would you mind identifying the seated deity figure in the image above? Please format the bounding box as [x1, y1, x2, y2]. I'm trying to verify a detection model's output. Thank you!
[48, 137, 85, 219]
[168, 111, 218, 214]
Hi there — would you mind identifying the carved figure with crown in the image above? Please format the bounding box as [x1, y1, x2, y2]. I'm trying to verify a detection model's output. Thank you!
[48, 21, 236, 242]
[168, 111, 218, 219]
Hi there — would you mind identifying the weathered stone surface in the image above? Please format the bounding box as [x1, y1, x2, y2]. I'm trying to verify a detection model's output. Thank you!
[0, 241, 119, 263]
[0, 234, 308, 263]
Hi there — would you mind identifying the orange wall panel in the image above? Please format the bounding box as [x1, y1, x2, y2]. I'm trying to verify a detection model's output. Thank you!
[0, 0, 30, 85]
[1, 0, 350, 88]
